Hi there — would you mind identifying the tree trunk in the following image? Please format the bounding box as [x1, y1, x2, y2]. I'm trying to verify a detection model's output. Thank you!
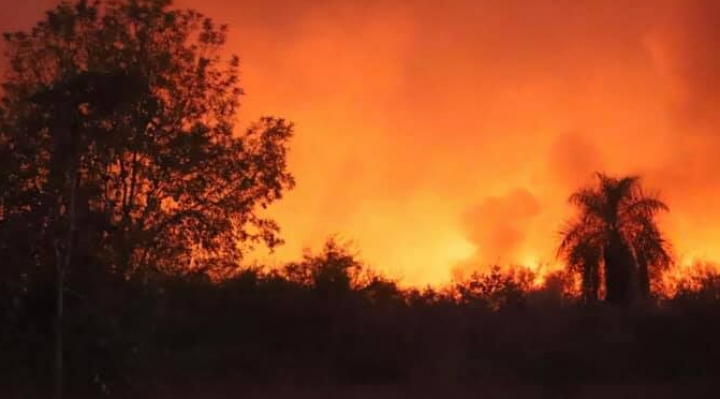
[53, 241, 64, 399]
[55, 172, 77, 399]
[603, 232, 636, 305]
[637, 254, 651, 301]
[582, 261, 600, 304]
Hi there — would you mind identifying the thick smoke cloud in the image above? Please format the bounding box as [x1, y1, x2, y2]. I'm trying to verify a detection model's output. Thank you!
[454, 189, 541, 278]
[3, 0, 720, 284]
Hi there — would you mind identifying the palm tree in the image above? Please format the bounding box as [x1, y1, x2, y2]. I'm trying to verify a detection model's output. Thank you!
[558, 173, 671, 305]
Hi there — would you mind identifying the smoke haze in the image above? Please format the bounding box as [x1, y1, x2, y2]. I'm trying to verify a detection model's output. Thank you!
[3, 0, 720, 285]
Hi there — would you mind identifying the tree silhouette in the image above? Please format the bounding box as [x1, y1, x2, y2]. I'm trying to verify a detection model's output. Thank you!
[283, 238, 364, 301]
[558, 173, 671, 305]
[0, 0, 295, 278]
[0, 0, 294, 396]
[453, 266, 532, 311]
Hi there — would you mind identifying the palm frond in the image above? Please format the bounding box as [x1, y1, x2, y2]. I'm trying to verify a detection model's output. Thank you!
[621, 196, 669, 220]
[600, 174, 641, 221]
[568, 188, 605, 219]
[615, 175, 641, 197]
[631, 219, 673, 268]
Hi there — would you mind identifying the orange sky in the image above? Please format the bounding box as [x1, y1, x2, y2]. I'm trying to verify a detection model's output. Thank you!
[4, 0, 720, 286]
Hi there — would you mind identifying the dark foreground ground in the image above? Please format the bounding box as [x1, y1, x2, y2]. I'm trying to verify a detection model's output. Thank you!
[164, 383, 720, 399]
[4, 265, 720, 398]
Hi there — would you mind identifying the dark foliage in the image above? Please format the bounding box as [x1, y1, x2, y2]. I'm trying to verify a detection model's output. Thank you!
[3, 239, 720, 397]
[559, 173, 671, 305]
[0, 0, 293, 397]
[1, 1, 719, 398]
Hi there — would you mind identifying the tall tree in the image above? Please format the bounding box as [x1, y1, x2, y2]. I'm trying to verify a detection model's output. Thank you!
[0, 0, 295, 279]
[0, 1, 295, 395]
[558, 173, 671, 305]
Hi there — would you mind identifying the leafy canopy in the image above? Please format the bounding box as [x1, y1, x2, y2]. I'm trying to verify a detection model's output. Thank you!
[0, 0, 295, 278]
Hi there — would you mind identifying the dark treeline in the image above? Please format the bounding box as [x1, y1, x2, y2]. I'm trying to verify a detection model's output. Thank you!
[2, 0, 720, 398]
[5, 239, 720, 397]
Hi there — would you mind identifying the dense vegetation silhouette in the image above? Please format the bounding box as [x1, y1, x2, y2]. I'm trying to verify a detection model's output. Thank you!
[2, 1, 720, 398]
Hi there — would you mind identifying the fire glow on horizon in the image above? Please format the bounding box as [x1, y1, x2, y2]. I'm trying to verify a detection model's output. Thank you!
[3, 0, 720, 286]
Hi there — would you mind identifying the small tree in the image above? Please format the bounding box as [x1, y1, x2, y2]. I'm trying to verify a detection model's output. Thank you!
[453, 266, 533, 311]
[284, 238, 364, 299]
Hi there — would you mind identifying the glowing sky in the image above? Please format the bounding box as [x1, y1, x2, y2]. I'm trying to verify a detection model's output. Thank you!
[3, 0, 720, 286]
